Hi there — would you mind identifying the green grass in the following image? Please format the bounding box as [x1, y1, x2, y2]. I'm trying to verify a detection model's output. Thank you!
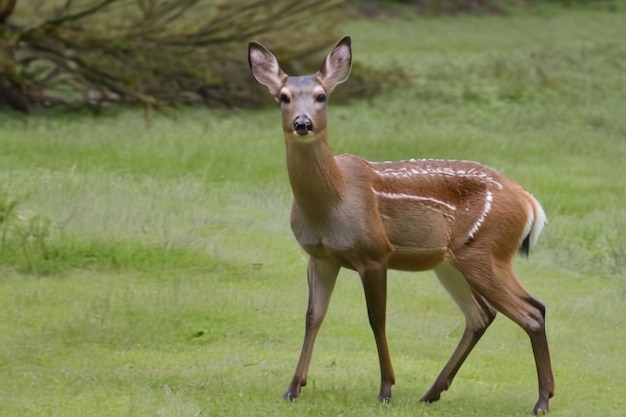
[1, 8, 626, 417]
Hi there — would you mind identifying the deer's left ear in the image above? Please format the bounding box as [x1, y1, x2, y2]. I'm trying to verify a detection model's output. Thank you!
[318, 35, 352, 95]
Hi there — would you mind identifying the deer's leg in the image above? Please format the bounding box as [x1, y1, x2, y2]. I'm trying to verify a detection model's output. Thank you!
[359, 263, 395, 402]
[421, 261, 497, 403]
[460, 259, 555, 415]
[283, 257, 340, 400]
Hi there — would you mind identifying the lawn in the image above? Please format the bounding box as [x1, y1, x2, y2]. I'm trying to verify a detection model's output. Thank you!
[1, 7, 625, 417]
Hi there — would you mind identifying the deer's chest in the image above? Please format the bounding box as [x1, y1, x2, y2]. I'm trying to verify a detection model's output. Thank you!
[291, 210, 350, 258]
[289, 202, 384, 269]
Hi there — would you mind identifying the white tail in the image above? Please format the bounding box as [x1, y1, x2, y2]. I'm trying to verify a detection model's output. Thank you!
[249, 36, 554, 415]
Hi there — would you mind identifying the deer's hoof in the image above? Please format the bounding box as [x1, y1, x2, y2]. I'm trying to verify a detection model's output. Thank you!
[533, 398, 549, 415]
[377, 394, 391, 403]
[419, 388, 442, 403]
[283, 381, 303, 401]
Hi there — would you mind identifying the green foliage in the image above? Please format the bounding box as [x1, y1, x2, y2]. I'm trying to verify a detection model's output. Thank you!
[0, 188, 20, 245]
[0, 235, 219, 275]
[1, 0, 349, 111]
[0, 186, 219, 275]
[358, 0, 621, 15]
[0, 188, 54, 273]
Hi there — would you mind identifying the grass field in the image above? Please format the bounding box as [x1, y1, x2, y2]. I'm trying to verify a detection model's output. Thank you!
[1, 8, 625, 417]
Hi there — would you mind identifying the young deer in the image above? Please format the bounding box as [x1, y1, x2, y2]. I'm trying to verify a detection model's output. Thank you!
[248, 36, 554, 414]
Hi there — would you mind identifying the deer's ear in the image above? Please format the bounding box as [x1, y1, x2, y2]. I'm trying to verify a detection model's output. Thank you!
[317, 36, 352, 94]
[249, 41, 288, 97]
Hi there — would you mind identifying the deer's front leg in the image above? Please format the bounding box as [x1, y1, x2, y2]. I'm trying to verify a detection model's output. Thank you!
[283, 257, 340, 400]
[359, 263, 395, 402]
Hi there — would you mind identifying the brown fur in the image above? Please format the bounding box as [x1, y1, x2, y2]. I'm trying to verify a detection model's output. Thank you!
[249, 36, 554, 414]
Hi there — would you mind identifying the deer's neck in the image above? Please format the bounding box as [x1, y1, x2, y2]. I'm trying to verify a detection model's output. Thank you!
[285, 133, 345, 221]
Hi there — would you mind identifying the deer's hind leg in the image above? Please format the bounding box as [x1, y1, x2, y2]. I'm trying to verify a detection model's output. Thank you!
[455, 256, 555, 415]
[421, 261, 497, 403]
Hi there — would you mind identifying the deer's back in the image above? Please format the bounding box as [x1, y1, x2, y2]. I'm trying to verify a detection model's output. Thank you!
[361, 156, 532, 268]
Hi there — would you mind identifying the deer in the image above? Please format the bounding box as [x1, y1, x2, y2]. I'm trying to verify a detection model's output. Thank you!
[248, 35, 555, 415]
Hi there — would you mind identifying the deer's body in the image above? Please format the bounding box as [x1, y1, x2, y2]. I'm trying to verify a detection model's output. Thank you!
[291, 152, 543, 272]
[249, 36, 554, 415]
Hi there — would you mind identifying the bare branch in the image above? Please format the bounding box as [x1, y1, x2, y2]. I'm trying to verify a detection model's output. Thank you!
[0, 0, 404, 113]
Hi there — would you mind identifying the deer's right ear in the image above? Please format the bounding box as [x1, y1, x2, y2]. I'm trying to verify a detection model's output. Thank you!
[248, 42, 287, 98]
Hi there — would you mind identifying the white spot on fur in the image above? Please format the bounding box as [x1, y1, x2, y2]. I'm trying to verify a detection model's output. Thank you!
[373, 189, 457, 211]
[467, 190, 493, 240]
[370, 159, 504, 190]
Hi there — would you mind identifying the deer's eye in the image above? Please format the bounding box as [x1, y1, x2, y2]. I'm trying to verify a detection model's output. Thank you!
[316, 94, 327, 103]
[280, 93, 290, 104]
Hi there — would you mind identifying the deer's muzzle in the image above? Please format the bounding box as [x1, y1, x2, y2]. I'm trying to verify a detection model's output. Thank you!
[293, 116, 313, 135]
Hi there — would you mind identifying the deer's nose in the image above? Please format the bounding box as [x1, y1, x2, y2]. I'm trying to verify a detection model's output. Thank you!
[293, 116, 313, 135]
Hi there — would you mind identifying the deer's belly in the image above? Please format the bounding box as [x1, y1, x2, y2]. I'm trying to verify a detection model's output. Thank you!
[387, 245, 448, 271]
[299, 238, 447, 272]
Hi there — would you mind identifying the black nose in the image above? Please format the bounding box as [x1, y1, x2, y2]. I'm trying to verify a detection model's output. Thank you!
[293, 116, 313, 135]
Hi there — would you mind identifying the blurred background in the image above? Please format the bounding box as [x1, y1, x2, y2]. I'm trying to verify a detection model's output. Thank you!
[0, 0, 620, 115]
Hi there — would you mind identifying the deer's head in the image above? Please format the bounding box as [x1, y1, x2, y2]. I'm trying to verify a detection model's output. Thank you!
[248, 36, 352, 141]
